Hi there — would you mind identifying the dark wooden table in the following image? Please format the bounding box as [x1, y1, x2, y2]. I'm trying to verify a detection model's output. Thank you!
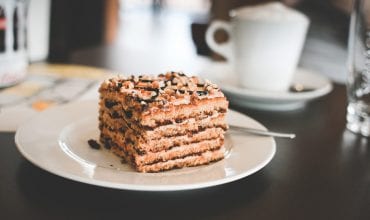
[3, 2, 367, 219]
[2, 80, 370, 219]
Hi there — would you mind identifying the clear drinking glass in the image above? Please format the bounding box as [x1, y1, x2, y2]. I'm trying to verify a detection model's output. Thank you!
[346, 0, 370, 136]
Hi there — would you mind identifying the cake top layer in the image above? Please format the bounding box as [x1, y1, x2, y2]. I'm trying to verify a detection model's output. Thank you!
[99, 72, 226, 110]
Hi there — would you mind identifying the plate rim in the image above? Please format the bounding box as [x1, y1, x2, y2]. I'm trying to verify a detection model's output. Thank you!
[15, 101, 276, 191]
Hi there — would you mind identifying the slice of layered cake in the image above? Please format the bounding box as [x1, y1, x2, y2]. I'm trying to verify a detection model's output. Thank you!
[98, 72, 228, 172]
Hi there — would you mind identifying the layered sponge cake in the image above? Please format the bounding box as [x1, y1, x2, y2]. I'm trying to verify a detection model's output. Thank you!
[98, 72, 228, 172]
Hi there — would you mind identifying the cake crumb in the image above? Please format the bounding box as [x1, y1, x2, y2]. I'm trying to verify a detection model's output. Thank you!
[88, 139, 101, 150]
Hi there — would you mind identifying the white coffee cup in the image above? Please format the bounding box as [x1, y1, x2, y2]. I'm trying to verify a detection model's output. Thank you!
[206, 2, 309, 92]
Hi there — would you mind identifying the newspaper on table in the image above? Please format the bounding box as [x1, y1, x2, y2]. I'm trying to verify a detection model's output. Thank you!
[0, 64, 114, 131]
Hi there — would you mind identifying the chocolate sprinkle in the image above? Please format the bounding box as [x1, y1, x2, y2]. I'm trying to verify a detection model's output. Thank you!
[141, 79, 153, 83]
[196, 91, 208, 96]
[103, 137, 113, 149]
[124, 110, 133, 119]
[111, 111, 120, 118]
[105, 100, 118, 108]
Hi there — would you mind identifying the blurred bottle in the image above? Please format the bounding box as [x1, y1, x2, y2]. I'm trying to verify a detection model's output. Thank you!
[0, 0, 28, 87]
[0, 5, 5, 52]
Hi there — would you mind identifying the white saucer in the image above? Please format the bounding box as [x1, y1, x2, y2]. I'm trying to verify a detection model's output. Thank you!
[15, 100, 276, 191]
[201, 64, 333, 111]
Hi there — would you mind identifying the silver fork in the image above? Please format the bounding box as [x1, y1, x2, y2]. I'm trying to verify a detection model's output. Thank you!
[229, 125, 296, 139]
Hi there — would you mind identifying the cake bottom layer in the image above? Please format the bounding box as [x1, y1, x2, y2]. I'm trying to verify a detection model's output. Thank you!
[100, 132, 225, 172]
[111, 145, 225, 173]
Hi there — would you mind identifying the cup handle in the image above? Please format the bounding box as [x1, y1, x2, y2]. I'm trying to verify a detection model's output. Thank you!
[205, 20, 233, 62]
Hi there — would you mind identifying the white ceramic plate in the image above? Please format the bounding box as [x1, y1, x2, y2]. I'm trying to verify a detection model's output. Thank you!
[201, 63, 333, 111]
[15, 100, 276, 191]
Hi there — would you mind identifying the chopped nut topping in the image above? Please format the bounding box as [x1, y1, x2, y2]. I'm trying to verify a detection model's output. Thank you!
[99, 72, 224, 110]
[152, 81, 160, 88]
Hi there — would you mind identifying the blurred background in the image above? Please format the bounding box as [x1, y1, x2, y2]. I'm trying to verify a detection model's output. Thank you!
[1, 0, 352, 81]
